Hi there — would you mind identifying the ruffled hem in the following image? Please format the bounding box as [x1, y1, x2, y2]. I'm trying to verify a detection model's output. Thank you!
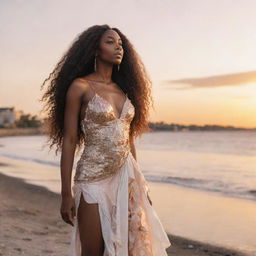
[68, 151, 171, 256]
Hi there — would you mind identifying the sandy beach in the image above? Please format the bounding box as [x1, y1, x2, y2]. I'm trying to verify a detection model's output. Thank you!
[0, 156, 248, 256]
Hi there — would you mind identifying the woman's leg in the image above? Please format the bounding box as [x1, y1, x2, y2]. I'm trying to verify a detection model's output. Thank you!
[77, 193, 105, 256]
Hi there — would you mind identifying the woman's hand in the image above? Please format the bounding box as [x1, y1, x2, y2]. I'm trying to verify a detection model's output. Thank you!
[147, 191, 153, 206]
[60, 194, 76, 226]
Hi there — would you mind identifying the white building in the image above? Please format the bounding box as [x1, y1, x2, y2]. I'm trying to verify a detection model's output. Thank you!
[0, 107, 22, 128]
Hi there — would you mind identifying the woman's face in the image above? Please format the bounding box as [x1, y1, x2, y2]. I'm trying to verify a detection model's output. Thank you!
[96, 29, 123, 65]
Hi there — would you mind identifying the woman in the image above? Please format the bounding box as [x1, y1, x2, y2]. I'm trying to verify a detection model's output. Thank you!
[40, 24, 171, 256]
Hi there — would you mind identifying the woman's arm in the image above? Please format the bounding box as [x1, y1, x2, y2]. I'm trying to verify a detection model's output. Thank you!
[60, 79, 84, 226]
[60, 80, 83, 196]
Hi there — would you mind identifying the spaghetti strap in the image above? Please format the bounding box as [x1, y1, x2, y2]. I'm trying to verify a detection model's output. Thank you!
[85, 79, 97, 96]
[85, 79, 127, 98]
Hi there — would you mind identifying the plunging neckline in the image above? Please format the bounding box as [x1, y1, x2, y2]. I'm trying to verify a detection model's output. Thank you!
[82, 92, 128, 122]
[94, 92, 128, 120]
[81, 79, 128, 121]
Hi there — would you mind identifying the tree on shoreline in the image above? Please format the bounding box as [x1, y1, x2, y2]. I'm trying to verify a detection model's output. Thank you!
[15, 114, 42, 128]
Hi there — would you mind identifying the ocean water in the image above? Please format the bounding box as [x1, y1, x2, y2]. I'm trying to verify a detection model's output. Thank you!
[0, 130, 255, 202]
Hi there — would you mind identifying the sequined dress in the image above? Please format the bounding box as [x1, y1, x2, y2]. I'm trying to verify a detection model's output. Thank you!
[68, 81, 171, 255]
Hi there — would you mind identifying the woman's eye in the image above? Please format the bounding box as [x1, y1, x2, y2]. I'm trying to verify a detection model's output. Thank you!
[107, 41, 122, 46]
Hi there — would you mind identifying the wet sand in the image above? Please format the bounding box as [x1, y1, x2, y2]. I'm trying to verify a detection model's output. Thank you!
[0, 158, 247, 256]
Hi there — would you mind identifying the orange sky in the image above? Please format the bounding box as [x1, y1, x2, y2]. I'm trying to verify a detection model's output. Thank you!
[151, 71, 256, 128]
[0, 0, 255, 128]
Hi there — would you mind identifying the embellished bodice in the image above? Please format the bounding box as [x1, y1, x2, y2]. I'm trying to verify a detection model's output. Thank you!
[74, 86, 135, 183]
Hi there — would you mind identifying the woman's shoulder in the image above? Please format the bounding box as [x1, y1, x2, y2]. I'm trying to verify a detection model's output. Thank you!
[72, 76, 91, 87]
[70, 77, 95, 103]
[69, 77, 92, 94]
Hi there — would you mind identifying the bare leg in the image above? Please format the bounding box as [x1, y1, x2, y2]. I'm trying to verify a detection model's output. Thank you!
[77, 193, 105, 256]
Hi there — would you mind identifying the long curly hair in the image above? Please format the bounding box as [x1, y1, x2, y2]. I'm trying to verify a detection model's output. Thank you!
[40, 24, 154, 156]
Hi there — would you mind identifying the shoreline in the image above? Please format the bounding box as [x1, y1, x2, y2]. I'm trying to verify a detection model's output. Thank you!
[0, 163, 247, 255]
[0, 128, 255, 139]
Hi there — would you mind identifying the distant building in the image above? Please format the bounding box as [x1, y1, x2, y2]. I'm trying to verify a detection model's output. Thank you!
[0, 107, 22, 128]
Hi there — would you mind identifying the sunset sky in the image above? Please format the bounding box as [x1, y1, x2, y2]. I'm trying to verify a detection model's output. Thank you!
[0, 0, 255, 128]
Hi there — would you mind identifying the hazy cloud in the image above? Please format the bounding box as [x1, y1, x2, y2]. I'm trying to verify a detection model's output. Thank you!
[162, 70, 256, 90]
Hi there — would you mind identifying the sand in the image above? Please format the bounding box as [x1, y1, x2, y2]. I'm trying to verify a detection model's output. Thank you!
[0, 157, 248, 256]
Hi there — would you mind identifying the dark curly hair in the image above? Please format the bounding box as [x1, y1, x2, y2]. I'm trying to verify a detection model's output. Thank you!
[40, 24, 154, 156]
